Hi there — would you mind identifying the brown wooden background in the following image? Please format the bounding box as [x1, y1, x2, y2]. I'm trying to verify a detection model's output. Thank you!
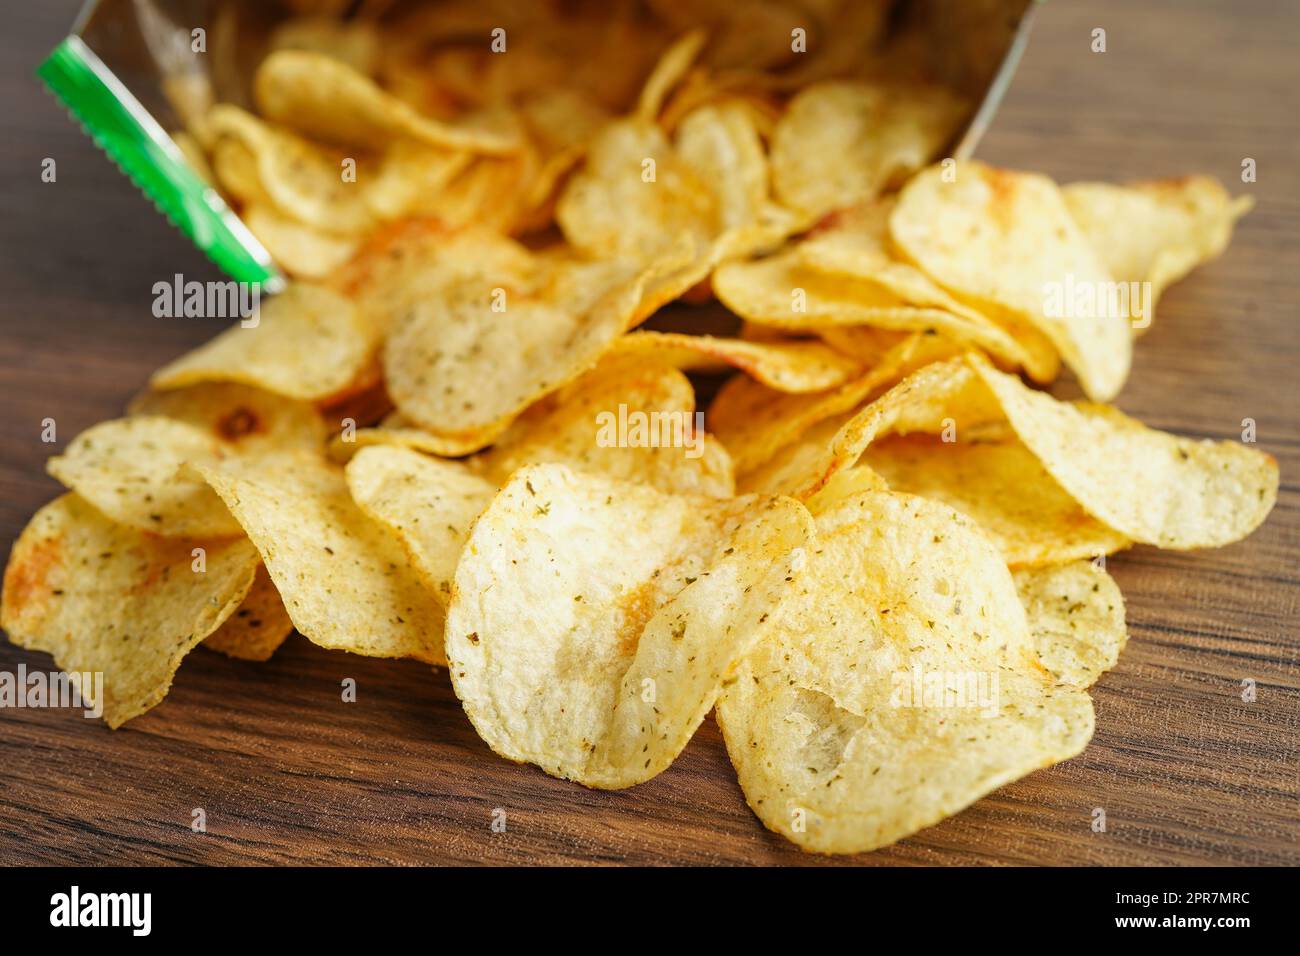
[1, 0, 1297, 866]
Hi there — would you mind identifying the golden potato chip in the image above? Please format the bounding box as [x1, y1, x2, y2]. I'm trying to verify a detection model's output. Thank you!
[210, 137, 267, 207]
[240, 204, 360, 280]
[1, 494, 259, 728]
[195, 454, 446, 665]
[364, 141, 472, 222]
[607, 330, 863, 392]
[862, 435, 1131, 567]
[711, 247, 1035, 373]
[345, 447, 497, 607]
[890, 162, 1131, 401]
[382, 248, 687, 453]
[970, 358, 1278, 549]
[770, 80, 966, 219]
[129, 381, 328, 454]
[558, 99, 796, 269]
[636, 29, 707, 121]
[717, 490, 1094, 854]
[152, 283, 379, 403]
[328, 417, 487, 463]
[708, 330, 963, 476]
[799, 199, 1060, 381]
[203, 565, 295, 662]
[445, 463, 815, 788]
[207, 105, 377, 234]
[747, 354, 1278, 551]
[268, 15, 380, 76]
[1063, 176, 1253, 333]
[557, 117, 717, 261]
[1014, 561, 1126, 689]
[336, 221, 535, 338]
[46, 416, 244, 538]
[254, 50, 521, 155]
[471, 356, 735, 497]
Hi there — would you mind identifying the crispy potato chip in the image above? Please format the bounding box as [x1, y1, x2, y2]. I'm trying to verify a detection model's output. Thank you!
[770, 80, 966, 219]
[969, 359, 1278, 549]
[46, 416, 244, 538]
[557, 117, 717, 261]
[336, 221, 535, 338]
[240, 204, 360, 280]
[129, 381, 328, 454]
[717, 490, 1094, 854]
[799, 199, 1059, 381]
[445, 463, 815, 788]
[712, 247, 1035, 373]
[1063, 176, 1253, 333]
[607, 331, 863, 392]
[152, 283, 379, 403]
[862, 435, 1131, 567]
[636, 29, 708, 121]
[382, 247, 686, 453]
[207, 105, 377, 234]
[708, 330, 963, 476]
[195, 454, 446, 664]
[268, 15, 380, 76]
[364, 141, 472, 222]
[747, 354, 1278, 550]
[1015, 561, 1126, 689]
[891, 162, 1131, 401]
[471, 356, 735, 497]
[558, 101, 797, 267]
[345, 447, 497, 607]
[203, 565, 295, 662]
[1, 494, 259, 727]
[255, 50, 521, 155]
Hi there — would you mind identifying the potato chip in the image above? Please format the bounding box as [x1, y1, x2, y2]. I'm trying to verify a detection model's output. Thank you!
[862, 436, 1131, 567]
[46, 416, 244, 538]
[1014, 561, 1126, 689]
[335, 220, 536, 339]
[1, 494, 259, 727]
[770, 80, 966, 220]
[558, 100, 796, 268]
[890, 162, 1131, 401]
[557, 117, 717, 261]
[364, 141, 472, 222]
[798, 199, 1059, 381]
[268, 15, 380, 76]
[708, 330, 963, 476]
[203, 565, 295, 662]
[717, 490, 1094, 854]
[747, 354, 1278, 551]
[636, 29, 707, 121]
[345, 447, 497, 608]
[607, 331, 863, 392]
[969, 358, 1278, 549]
[195, 454, 446, 664]
[445, 463, 814, 788]
[240, 204, 360, 280]
[1063, 176, 1253, 333]
[151, 283, 379, 403]
[711, 247, 1036, 373]
[254, 50, 521, 155]
[471, 356, 735, 497]
[129, 381, 328, 454]
[382, 247, 686, 453]
[207, 105, 377, 234]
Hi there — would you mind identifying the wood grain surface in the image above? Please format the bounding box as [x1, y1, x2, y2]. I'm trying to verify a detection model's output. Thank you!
[1, 0, 1297, 866]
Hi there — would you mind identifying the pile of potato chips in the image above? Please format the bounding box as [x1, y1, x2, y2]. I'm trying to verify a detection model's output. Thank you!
[3, 1, 1276, 855]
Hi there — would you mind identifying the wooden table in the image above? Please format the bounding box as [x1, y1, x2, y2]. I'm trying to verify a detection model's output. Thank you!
[1, 0, 1296, 866]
